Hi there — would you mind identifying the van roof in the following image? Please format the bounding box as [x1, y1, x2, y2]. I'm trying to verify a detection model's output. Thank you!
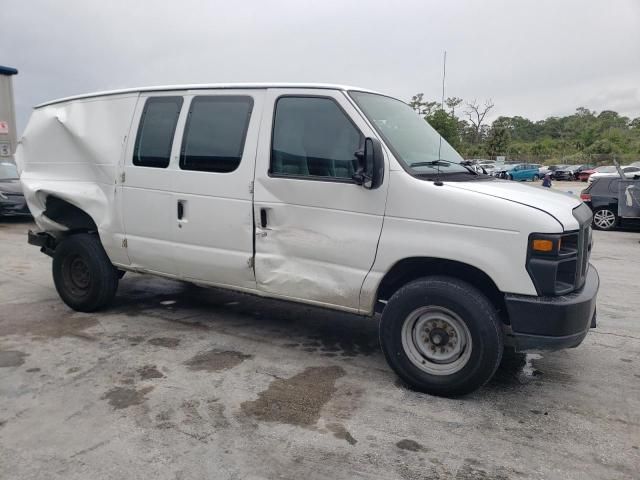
[35, 83, 382, 108]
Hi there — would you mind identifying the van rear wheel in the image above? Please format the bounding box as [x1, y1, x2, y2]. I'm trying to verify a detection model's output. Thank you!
[379, 276, 503, 396]
[52, 233, 119, 312]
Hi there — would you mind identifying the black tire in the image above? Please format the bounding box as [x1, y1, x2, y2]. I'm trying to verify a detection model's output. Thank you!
[592, 207, 618, 231]
[379, 276, 503, 397]
[533, 174, 540, 181]
[52, 233, 119, 312]
[506, 174, 513, 180]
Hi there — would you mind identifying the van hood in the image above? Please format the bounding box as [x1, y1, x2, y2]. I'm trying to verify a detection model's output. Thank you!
[449, 179, 582, 230]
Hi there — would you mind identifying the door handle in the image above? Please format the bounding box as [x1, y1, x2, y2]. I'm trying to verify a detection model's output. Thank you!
[260, 208, 268, 228]
[177, 200, 185, 220]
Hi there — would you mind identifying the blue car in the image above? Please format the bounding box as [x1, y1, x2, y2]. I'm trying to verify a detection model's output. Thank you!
[502, 163, 541, 181]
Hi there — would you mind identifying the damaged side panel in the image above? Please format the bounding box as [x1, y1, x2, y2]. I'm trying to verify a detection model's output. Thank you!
[15, 94, 139, 265]
[253, 200, 379, 311]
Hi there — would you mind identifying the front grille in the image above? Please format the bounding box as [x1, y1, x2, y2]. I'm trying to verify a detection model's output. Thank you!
[574, 224, 591, 289]
[573, 204, 593, 291]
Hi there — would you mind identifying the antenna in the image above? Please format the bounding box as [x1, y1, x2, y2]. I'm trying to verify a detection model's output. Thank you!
[435, 50, 446, 186]
[441, 50, 447, 110]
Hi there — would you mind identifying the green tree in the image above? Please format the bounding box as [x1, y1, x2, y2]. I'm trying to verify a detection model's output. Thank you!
[427, 109, 460, 149]
[486, 124, 511, 156]
[445, 97, 463, 116]
[408, 93, 437, 116]
[409, 92, 640, 159]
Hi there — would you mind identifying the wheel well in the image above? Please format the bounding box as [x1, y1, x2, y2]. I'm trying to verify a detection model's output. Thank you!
[376, 257, 508, 323]
[43, 196, 98, 233]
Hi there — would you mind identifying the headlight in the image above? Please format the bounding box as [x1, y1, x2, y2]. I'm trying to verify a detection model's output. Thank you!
[526, 232, 580, 296]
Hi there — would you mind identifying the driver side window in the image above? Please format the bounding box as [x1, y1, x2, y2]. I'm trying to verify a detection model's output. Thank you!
[270, 96, 363, 181]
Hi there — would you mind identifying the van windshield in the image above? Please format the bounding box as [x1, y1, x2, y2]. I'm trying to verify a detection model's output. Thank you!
[349, 91, 470, 177]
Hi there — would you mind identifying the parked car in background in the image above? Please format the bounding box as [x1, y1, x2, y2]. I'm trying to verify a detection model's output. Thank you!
[485, 164, 504, 176]
[551, 165, 577, 181]
[463, 159, 495, 175]
[468, 159, 492, 165]
[539, 164, 564, 177]
[500, 163, 542, 181]
[0, 162, 30, 217]
[574, 165, 596, 180]
[478, 162, 496, 173]
[548, 165, 569, 179]
[587, 165, 640, 184]
[553, 164, 594, 181]
[461, 160, 487, 174]
[578, 165, 616, 182]
[580, 176, 640, 230]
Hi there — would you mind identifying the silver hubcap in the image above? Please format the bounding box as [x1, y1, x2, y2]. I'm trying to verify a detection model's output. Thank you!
[593, 210, 615, 229]
[401, 306, 472, 375]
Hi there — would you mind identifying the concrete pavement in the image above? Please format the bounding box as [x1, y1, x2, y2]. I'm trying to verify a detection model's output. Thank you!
[1, 217, 639, 479]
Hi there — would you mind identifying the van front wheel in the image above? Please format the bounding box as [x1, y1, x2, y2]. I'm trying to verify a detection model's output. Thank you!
[52, 233, 119, 312]
[379, 276, 503, 396]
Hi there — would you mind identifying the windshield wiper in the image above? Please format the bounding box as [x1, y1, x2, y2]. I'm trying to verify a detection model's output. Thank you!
[409, 160, 452, 168]
[410, 160, 479, 176]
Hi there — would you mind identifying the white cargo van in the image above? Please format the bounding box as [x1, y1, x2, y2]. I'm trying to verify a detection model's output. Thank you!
[17, 84, 598, 396]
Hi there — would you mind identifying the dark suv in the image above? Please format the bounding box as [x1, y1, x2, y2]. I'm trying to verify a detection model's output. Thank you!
[0, 162, 30, 217]
[580, 176, 640, 230]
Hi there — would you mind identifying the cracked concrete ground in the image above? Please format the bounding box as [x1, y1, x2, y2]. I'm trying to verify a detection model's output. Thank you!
[0, 216, 639, 479]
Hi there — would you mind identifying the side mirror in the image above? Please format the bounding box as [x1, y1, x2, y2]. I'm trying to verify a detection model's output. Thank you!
[353, 137, 384, 189]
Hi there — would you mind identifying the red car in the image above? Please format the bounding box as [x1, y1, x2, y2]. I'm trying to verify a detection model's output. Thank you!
[578, 166, 615, 182]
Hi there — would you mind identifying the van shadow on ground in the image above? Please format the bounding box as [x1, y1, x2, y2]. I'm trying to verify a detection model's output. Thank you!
[109, 274, 546, 392]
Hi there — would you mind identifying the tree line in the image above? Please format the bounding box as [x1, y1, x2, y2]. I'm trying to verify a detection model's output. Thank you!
[409, 93, 640, 161]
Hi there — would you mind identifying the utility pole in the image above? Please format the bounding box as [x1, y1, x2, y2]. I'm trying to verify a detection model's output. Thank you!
[0, 66, 18, 165]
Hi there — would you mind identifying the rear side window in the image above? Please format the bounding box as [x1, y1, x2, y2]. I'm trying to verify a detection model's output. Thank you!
[608, 179, 621, 194]
[271, 96, 363, 180]
[133, 97, 183, 168]
[180, 96, 253, 173]
[591, 178, 617, 194]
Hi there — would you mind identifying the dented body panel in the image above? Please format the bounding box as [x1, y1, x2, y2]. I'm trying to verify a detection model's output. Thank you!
[16, 94, 138, 265]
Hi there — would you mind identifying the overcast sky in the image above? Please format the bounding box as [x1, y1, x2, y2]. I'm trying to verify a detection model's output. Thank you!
[2, 0, 640, 133]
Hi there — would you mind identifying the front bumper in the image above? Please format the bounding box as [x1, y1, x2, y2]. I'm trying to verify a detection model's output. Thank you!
[505, 265, 599, 352]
